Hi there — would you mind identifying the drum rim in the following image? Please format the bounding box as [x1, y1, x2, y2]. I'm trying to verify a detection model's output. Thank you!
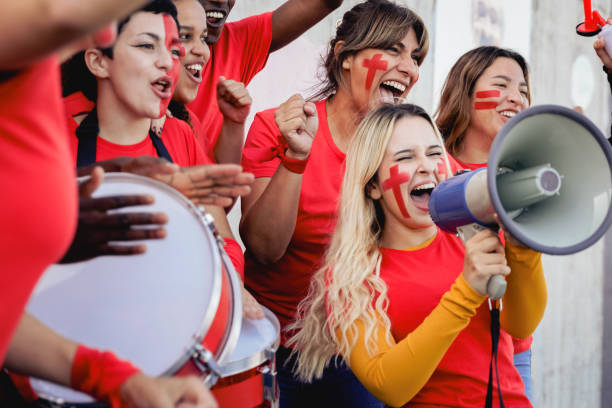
[218, 306, 280, 378]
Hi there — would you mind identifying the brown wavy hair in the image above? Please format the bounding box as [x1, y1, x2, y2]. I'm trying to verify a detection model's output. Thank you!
[310, 0, 429, 101]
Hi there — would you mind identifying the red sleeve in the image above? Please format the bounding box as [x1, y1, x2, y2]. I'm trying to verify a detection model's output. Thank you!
[241, 108, 282, 178]
[223, 237, 244, 280]
[227, 12, 273, 84]
[71, 345, 140, 407]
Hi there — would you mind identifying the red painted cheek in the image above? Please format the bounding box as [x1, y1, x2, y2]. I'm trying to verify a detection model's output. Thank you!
[474, 89, 501, 110]
[362, 53, 388, 90]
[436, 159, 448, 180]
[382, 164, 412, 218]
[161, 14, 181, 117]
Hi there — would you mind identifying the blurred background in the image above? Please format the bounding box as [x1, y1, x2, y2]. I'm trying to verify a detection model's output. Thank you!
[227, 1, 612, 406]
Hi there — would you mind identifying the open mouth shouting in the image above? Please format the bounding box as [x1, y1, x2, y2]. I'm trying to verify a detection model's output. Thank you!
[380, 79, 410, 103]
[409, 181, 436, 212]
[184, 63, 203, 83]
[206, 10, 227, 27]
[151, 75, 173, 99]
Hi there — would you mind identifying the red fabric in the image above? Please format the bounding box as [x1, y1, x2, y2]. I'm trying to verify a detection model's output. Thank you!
[186, 106, 206, 150]
[242, 100, 345, 344]
[187, 12, 273, 162]
[244, 134, 309, 174]
[65, 113, 210, 167]
[71, 345, 140, 407]
[64, 92, 95, 118]
[0, 57, 78, 363]
[381, 231, 531, 407]
[451, 156, 533, 353]
[223, 237, 245, 280]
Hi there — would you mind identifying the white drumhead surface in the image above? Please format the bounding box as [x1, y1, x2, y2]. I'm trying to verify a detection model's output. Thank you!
[220, 308, 279, 376]
[27, 174, 221, 401]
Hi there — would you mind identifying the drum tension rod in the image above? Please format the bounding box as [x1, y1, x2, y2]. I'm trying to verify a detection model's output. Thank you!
[191, 343, 223, 387]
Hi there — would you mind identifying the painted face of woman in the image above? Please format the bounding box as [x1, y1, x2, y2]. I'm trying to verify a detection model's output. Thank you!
[371, 116, 446, 229]
[105, 11, 183, 119]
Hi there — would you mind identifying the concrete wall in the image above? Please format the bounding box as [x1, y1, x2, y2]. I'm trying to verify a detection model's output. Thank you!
[226, 1, 612, 406]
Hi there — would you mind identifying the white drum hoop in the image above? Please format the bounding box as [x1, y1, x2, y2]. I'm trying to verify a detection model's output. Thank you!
[26, 173, 242, 405]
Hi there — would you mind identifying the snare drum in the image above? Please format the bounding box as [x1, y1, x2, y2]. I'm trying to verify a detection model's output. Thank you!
[22, 173, 243, 406]
[212, 307, 280, 408]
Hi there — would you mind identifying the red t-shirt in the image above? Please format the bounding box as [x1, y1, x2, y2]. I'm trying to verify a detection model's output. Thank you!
[188, 12, 273, 162]
[242, 100, 344, 342]
[451, 156, 533, 354]
[66, 115, 209, 167]
[0, 58, 78, 362]
[381, 231, 530, 407]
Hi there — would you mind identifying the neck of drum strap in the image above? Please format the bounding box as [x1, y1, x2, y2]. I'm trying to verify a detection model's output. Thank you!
[76, 108, 174, 166]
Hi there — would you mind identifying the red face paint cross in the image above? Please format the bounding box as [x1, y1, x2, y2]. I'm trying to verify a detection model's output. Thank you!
[436, 159, 448, 181]
[382, 164, 411, 218]
[362, 53, 388, 90]
[160, 14, 183, 117]
[474, 89, 500, 110]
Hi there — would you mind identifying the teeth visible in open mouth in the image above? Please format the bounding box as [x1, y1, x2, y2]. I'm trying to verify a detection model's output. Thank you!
[185, 64, 203, 77]
[413, 182, 435, 191]
[500, 111, 516, 118]
[153, 80, 169, 91]
[206, 11, 224, 19]
[381, 80, 407, 94]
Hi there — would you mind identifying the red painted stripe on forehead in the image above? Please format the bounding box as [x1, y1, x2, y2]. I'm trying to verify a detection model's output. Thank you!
[475, 90, 501, 98]
[382, 164, 411, 218]
[474, 101, 498, 110]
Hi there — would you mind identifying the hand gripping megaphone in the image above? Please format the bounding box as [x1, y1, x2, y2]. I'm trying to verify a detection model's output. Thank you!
[429, 105, 612, 300]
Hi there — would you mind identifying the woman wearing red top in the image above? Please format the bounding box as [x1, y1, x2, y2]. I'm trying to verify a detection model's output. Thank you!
[0, 0, 216, 407]
[434, 46, 535, 400]
[240, 1, 428, 405]
[290, 103, 546, 407]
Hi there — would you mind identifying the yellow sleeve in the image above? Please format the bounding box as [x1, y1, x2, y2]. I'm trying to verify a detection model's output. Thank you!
[345, 275, 486, 407]
[500, 240, 547, 338]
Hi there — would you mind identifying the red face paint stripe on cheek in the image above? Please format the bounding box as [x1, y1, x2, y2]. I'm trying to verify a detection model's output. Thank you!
[475, 90, 501, 98]
[362, 54, 388, 90]
[474, 101, 498, 110]
[161, 14, 181, 117]
[436, 160, 448, 179]
[382, 165, 411, 218]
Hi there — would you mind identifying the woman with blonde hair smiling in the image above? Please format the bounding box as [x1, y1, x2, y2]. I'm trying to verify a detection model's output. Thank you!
[288, 103, 546, 407]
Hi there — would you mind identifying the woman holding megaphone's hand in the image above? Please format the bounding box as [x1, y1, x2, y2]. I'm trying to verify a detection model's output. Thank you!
[593, 16, 612, 140]
[287, 104, 545, 407]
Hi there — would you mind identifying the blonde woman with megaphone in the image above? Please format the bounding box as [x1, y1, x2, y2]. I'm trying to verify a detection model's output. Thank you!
[288, 103, 546, 407]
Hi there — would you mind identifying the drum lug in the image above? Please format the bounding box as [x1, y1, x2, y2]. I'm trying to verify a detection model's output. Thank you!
[190, 343, 223, 387]
[198, 208, 226, 248]
[259, 350, 279, 407]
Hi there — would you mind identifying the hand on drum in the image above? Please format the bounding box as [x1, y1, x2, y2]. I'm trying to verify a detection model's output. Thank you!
[60, 167, 168, 263]
[242, 285, 265, 320]
[154, 164, 254, 208]
[120, 374, 217, 408]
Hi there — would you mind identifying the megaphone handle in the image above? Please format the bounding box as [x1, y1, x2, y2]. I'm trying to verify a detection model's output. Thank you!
[456, 224, 508, 300]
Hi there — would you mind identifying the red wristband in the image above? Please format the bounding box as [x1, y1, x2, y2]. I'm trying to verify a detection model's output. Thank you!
[278, 148, 309, 174]
[71, 345, 140, 407]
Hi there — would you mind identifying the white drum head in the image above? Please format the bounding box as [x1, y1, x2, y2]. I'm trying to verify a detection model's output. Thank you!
[27, 173, 226, 403]
[219, 307, 280, 377]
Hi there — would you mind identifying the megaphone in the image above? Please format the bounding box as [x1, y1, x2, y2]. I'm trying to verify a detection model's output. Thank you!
[429, 105, 612, 299]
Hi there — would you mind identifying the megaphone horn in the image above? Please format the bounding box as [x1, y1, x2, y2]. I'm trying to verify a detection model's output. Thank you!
[430, 104, 612, 300]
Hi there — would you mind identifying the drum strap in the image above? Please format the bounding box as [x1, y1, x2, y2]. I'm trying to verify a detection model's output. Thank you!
[76, 107, 174, 167]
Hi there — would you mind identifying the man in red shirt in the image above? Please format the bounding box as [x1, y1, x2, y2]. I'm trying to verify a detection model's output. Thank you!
[188, 0, 344, 163]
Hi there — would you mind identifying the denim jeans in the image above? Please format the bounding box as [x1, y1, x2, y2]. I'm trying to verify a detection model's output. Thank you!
[513, 348, 533, 402]
[276, 346, 384, 408]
